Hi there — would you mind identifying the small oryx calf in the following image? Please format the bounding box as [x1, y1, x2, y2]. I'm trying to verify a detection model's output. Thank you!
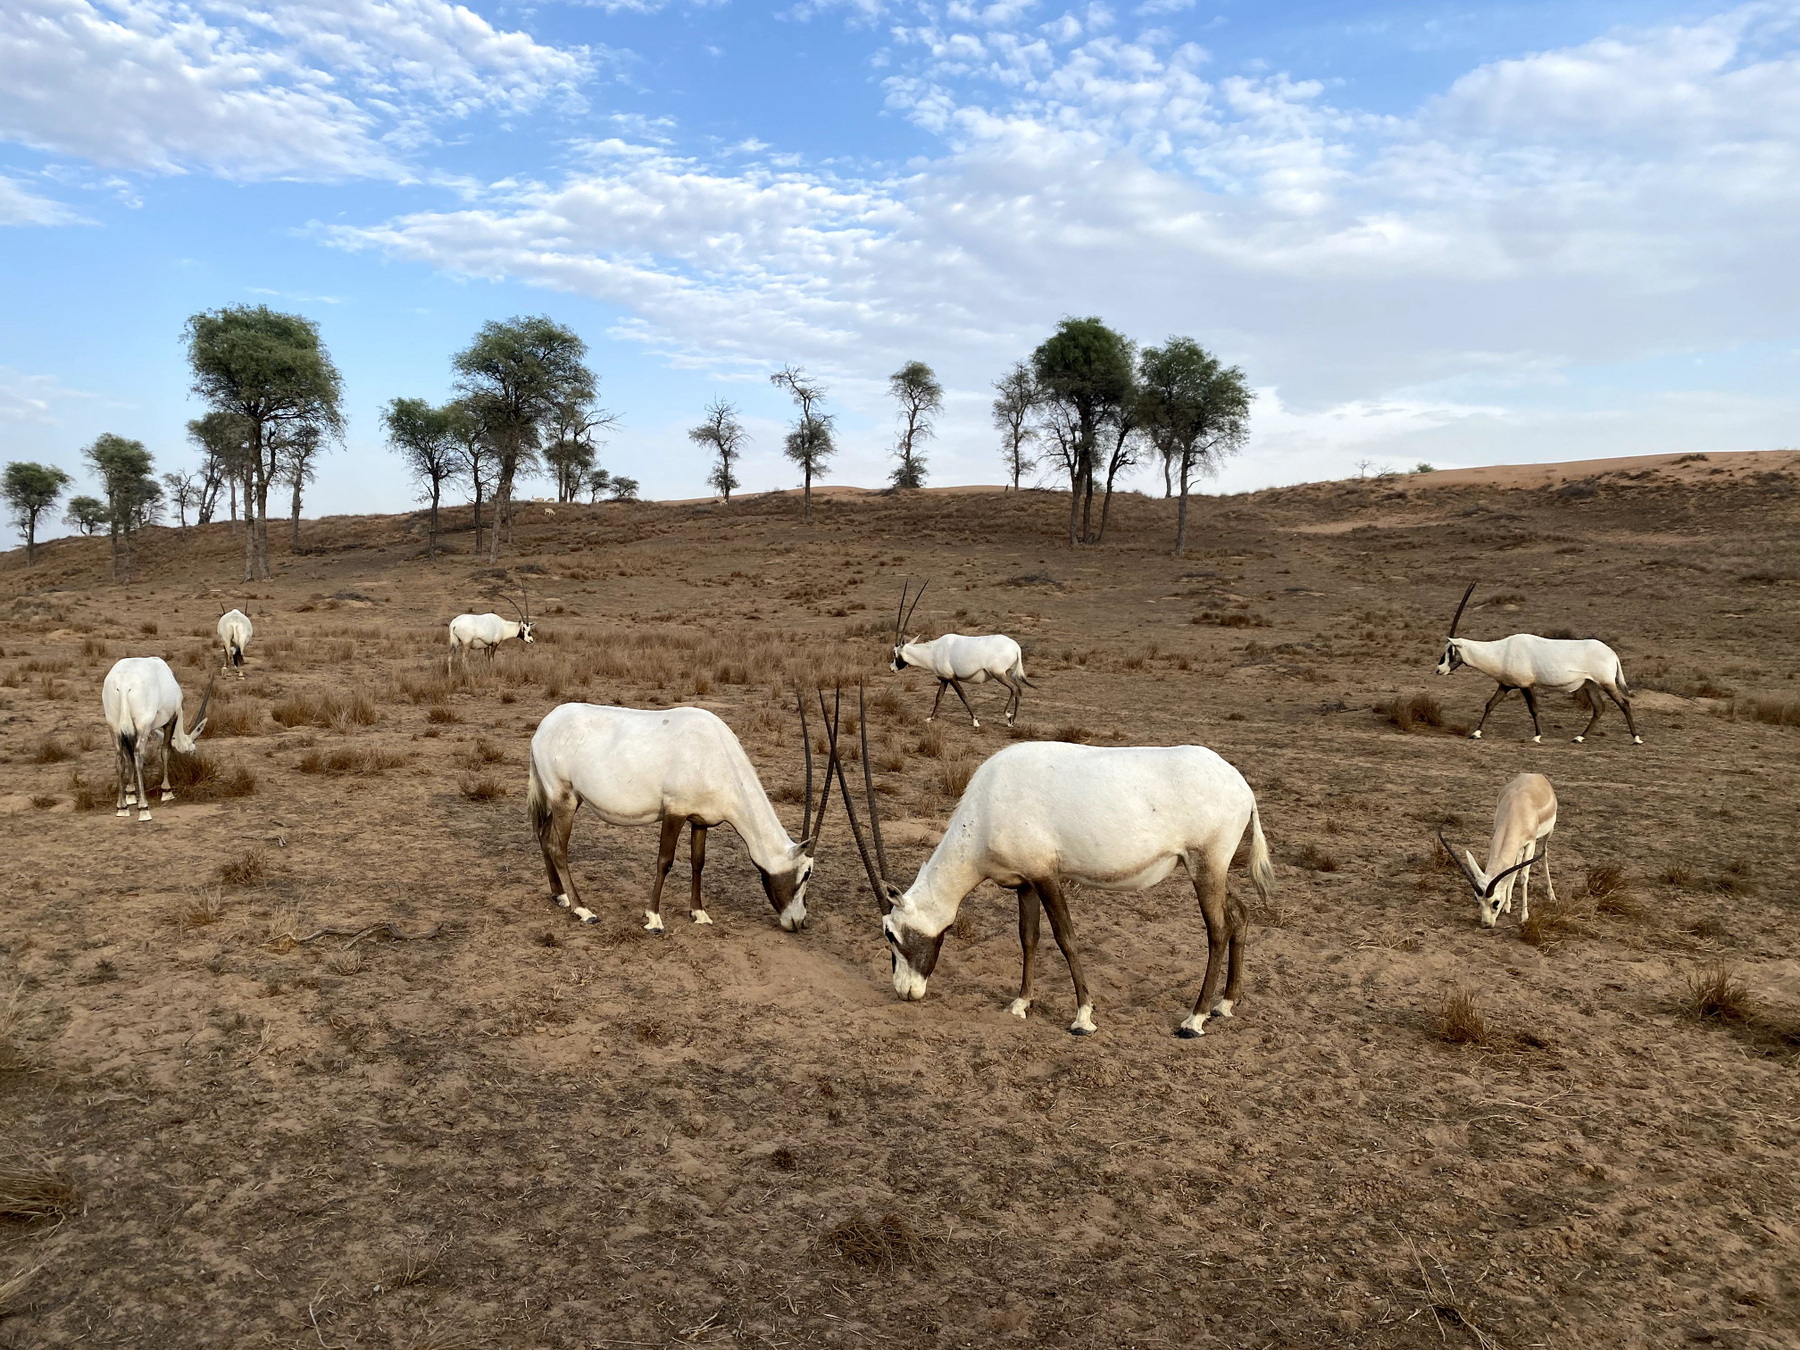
[101, 657, 212, 822]
[1440, 772, 1557, 928]
[448, 589, 534, 674]
[1436, 582, 1643, 744]
[218, 605, 253, 677]
[887, 581, 1033, 728]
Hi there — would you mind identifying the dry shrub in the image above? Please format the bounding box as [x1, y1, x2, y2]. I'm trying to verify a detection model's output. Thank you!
[30, 735, 72, 765]
[1296, 842, 1339, 873]
[0, 984, 29, 1074]
[460, 775, 507, 802]
[181, 886, 226, 931]
[1375, 693, 1447, 733]
[821, 1211, 915, 1271]
[30, 794, 56, 810]
[0, 1261, 42, 1317]
[915, 724, 946, 759]
[1714, 860, 1755, 894]
[769, 1146, 798, 1172]
[1584, 865, 1641, 917]
[937, 756, 976, 799]
[1192, 610, 1269, 628]
[206, 702, 262, 737]
[401, 675, 456, 706]
[1682, 964, 1754, 1024]
[139, 621, 158, 637]
[0, 1159, 80, 1222]
[1729, 697, 1800, 727]
[68, 772, 106, 812]
[1052, 723, 1092, 744]
[1687, 914, 1729, 940]
[168, 750, 257, 801]
[299, 747, 408, 776]
[1659, 862, 1695, 888]
[1436, 988, 1489, 1045]
[427, 706, 461, 724]
[270, 689, 378, 730]
[219, 846, 270, 887]
[465, 738, 505, 766]
[1518, 895, 1587, 947]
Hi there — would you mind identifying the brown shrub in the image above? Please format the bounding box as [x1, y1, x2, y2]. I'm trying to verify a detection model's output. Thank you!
[460, 775, 507, 801]
[30, 735, 72, 765]
[915, 724, 947, 759]
[1436, 989, 1489, 1045]
[1192, 610, 1270, 628]
[270, 689, 378, 730]
[1729, 697, 1800, 727]
[1714, 860, 1755, 894]
[1682, 964, 1753, 1024]
[0, 1159, 80, 1222]
[30, 794, 56, 810]
[1518, 895, 1587, 947]
[821, 1211, 915, 1271]
[68, 772, 107, 812]
[1659, 863, 1695, 888]
[299, 747, 408, 776]
[219, 847, 269, 887]
[936, 756, 976, 798]
[206, 702, 262, 737]
[1375, 693, 1448, 733]
[181, 887, 226, 931]
[1584, 865, 1641, 917]
[168, 750, 257, 801]
[1296, 843, 1339, 873]
[1052, 723, 1092, 744]
[427, 706, 461, 724]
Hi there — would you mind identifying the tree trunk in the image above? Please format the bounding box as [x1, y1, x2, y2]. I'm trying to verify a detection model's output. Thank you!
[472, 480, 483, 557]
[24, 519, 35, 567]
[1079, 460, 1096, 543]
[803, 467, 812, 522]
[489, 457, 514, 563]
[290, 471, 303, 552]
[1066, 460, 1081, 549]
[1098, 460, 1121, 544]
[1175, 457, 1191, 557]
[428, 483, 440, 562]
[243, 484, 256, 582]
[1162, 453, 1173, 499]
[229, 477, 238, 537]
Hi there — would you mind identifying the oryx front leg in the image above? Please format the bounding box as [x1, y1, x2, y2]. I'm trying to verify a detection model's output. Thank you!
[948, 679, 981, 729]
[1520, 687, 1544, 744]
[1178, 861, 1232, 1038]
[1009, 884, 1041, 1019]
[537, 789, 594, 922]
[644, 816, 682, 933]
[1471, 685, 1513, 739]
[157, 718, 177, 802]
[928, 680, 947, 722]
[1574, 681, 1605, 743]
[688, 823, 712, 925]
[1036, 877, 1095, 1035]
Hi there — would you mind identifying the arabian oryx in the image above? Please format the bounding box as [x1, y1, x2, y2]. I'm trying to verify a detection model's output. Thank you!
[833, 684, 1271, 1038]
[887, 581, 1033, 728]
[1436, 582, 1643, 744]
[1440, 772, 1558, 929]
[101, 657, 212, 822]
[526, 692, 839, 933]
[448, 589, 534, 674]
[218, 605, 253, 677]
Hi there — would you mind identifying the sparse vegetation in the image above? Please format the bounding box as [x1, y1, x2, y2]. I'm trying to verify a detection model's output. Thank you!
[1436, 989, 1489, 1045]
[270, 689, 378, 729]
[1374, 693, 1450, 733]
[460, 774, 507, 801]
[219, 846, 270, 887]
[1682, 964, 1753, 1024]
[1295, 843, 1339, 873]
[821, 1211, 915, 1271]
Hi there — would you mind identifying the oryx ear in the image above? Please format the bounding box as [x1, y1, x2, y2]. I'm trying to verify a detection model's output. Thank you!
[795, 834, 819, 857]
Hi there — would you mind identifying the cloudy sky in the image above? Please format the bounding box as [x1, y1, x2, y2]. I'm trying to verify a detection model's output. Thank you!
[2, 0, 1797, 534]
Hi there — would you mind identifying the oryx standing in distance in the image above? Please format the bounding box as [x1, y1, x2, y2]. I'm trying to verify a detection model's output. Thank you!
[101, 657, 212, 822]
[218, 605, 253, 677]
[526, 691, 839, 933]
[887, 581, 1034, 728]
[833, 684, 1271, 1038]
[1440, 772, 1558, 929]
[1436, 582, 1643, 744]
[448, 587, 534, 674]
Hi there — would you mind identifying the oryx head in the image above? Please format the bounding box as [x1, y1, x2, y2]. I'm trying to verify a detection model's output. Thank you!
[1439, 831, 1539, 928]
[759, 688, 841, 931]
[175, 675, 215, 753]
[1436, 581, 1476, 676]
[504, 588, 536, 644]
[888, 580, 928, 672]
[834, 681, 937, 999]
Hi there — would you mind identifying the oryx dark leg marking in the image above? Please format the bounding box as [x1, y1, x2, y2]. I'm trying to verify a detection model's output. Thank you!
[1222, 890, 1249, 1011]
[114, 733, 131, 815]
[1035, 876, 1095, 1033]
[1575, 680, 1605, 741]
[158, 716, 178, 800]
[131, 733, 150, 821]
[948, 678, 980, 728]
[536, 789, 584, 917]
[1011, 884, 1042, 1017]
[1180, 855, 1232, 1035]
[929, 680, 947, 721]
[1609, 685, 1642, 742]
[1519, 686, 1544, 741]
[645, 815, 683, 932]
[1474, 684, 1514, 736]
[688, 822, 710, 923]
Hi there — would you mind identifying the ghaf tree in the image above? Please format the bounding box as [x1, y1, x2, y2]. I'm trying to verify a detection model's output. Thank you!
[3, 461, 73, 565]
[1137, 337, 1252, 556]
[689, 398, 748, 502]
[888, 360, 942, 490]
[770, 365, 836, 521]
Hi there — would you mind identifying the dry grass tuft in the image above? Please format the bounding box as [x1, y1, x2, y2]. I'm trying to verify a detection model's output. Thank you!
[427, 706, 461, 724]
[1729, 696, 1800, 727]
[181, 886, 226, 931]
[1584, 865, 1641, 917]
[821, 1211, 916, 1271]
[1658, 862, 1695, 888]
[30, 735, 73, 764]
[915, 723, 947, 759]
[1436, 988, 1489, 1045]
[0, 1261, 43, 1316]
[168, 749, 258, 800]
[936, 756, 976, 799]
[1375, 693, 1449, 734]
[464, 738, 505, 766]
[1713, 860, 1755, 894]
[1052, 723, 1092, 743]
[1518, 895, 1587, 947]
[0, 1159, 80, 1223]
[219, 846, 270, 887]
[298, 747, 409, 776]
[206, 702, 263, 737]
[1296, 842, 1339, 873]
[460, 774, 507, 802]
[270, 689, 378, 730]
[30, 794, 57, 810]
[68, 772, 107, 812]
[1682, 964, 1754, 1024]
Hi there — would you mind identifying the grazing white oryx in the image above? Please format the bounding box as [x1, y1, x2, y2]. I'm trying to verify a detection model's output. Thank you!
[887, 581, 1034, 728]
[1440, 772, 1558, 929]
[1436, 582, 1643, 744]
[833, 685, 1271, 1037]
[448, 589, 534, 674]
[526, 692, 839, 933]
[218, 605, 253, 677]
[101, 657, 212, 822]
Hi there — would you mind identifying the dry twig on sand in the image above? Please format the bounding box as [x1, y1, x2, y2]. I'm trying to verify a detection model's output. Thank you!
[297, 922, 446, 950]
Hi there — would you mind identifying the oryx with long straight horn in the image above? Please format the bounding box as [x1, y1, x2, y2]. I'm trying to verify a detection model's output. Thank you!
[526, 690, 839, 932]
[101, 658, 213, 822]
[447, 585, 535, 674]
[835, 681, 1272, 1037]
[1439, 772, 1558, 928]
[217, 604, 254, 677]
[1437, 582, 1642, 744]
[887, 580, 1035, 728]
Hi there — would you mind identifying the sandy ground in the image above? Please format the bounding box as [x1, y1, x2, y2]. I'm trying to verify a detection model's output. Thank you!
[1, 454, 1797, 1349]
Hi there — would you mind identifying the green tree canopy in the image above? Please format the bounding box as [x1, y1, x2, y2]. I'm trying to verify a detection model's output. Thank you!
[888, 360, 942, 491]
[82, 434, 162, 580]
[689, 397, 747, 502]
[63, 495, 107, 536]
[1137, 337, 1253, 556]
[384, 397, 462, 561]
[1031, 318, 1134, 546]
[3, 461, 73, 565]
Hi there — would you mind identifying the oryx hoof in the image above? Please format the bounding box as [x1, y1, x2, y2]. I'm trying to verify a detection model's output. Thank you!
[1007, 998, 1031, 1019]
[1469, 730, 1482, 740]
[115, 808, 130, 818]
[1068, 1005, 1097, 1036]
[1633, 736, 1644, 745]
[1177, 1011, 1209, 1038]
[1211, 998, 1235, 1020]
[554, 893, 572, 910]
[691, 910, 713, 926]
[643, 912, 666, 934]
[1572, 735, 1585, 743]
[574, 907, 599, 925]
[162, 791, 176, 803]
[971, 720, 981, 729]
[136, 812, 153, 823]
[1530, 735, 1542, 744]
[1068, 1023, 1096, 1036]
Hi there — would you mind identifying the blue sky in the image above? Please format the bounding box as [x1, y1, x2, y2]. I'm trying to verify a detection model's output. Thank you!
[2, 0, 1797, 539]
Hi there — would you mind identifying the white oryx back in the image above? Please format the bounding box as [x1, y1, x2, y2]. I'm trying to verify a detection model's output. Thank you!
[895, 633, 1026, 685]
[1445, 634, 1627, 697]
[218, 608, 253, 671]
[103, 657, 204, 755]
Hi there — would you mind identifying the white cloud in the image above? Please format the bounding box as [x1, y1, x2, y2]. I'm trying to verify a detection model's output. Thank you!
[0, 0, 594, 181]
[0, 366, 109, 425]
[0, 174, 87, 225]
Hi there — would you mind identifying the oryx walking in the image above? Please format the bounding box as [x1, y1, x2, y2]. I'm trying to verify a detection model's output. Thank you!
[448, 588, 534, 673]
[526, 693, 838, 933]
[887, 581, 1033, 728]
[1436, 582, 1643, 744]
[101, 657, 212, 822]
[834, 685, 1271, 1038]
[218, 605, 253, 677]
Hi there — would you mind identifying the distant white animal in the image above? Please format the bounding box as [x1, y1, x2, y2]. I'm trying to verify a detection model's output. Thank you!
[101, 657, 212, 822]
[1436, 582, 1642, 744]
[836, 687, 1271, 1038]
[1441, 772, 1558, 928]
[526, 694, 838, 933]
[218, 605, 253, 677]
[448, 589, 534, 673]
[887, 581, 1033, 728]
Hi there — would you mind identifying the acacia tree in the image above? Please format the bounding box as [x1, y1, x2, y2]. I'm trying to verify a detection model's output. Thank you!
[3, 462, 72, 565]
[384, 397, 460, 561]
[543, 394, 619, 503]
[452, 316, 595, 561]
[1093, 357, 1142, 545]
[688, 398, 747, 501]
[82, 434, 161, 581]
[279, 420, 327, 549]
[991, 363, 1039, 491]
[769, 366, 835, 520]
[443, 399, 494, 556]
[888, 360, 941, 490]
[1030, 318, 1134, 548]
[185, 306, 344, 581]
[64, 495, 107, 536]
[161, 471, 201, 534]
[187, 411, 254, 532]
[1138, 337, 1253, 556]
